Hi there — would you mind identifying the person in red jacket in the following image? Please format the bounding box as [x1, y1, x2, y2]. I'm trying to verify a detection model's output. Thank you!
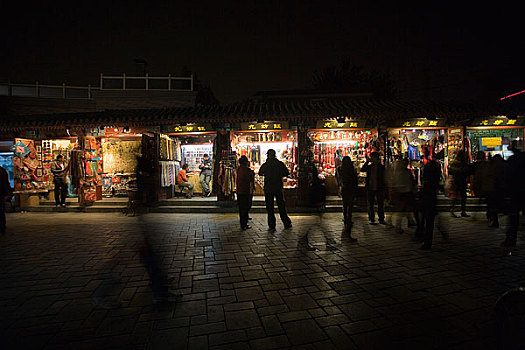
[177, 164, 194, 198]
[236, 156, 255, 230]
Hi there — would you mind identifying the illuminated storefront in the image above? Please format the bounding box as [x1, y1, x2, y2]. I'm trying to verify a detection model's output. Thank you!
[386, 118, 451, 185]
[231, 121, 297, 194]
[308, 119, 378, 193]
[158, 123, 216, 196]
[466, 117, 525, 160]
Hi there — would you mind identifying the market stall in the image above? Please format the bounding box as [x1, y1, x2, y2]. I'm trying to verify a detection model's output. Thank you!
[308, 119, 379, 194]
[96, 126, 142, 197]
[231, 121, 297, 196]
[159, 124, 216, 197]
[466, 117, 525, 161]
[386, 118, 449, 187]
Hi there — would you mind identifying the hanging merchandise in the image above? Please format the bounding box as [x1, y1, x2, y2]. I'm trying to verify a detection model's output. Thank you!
[231, 130, 297, 188]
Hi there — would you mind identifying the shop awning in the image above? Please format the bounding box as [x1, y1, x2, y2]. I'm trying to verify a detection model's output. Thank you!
[0, 98, 518, 133]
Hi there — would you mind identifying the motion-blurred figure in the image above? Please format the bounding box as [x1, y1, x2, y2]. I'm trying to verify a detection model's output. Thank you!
[338, 156, 358, 242]
[448, 150, 470, 217]
[388, 158, 417, 234]
[361, 151, 385, 225]
[486, 155, 509, 228]
[503, 143, 525, 247]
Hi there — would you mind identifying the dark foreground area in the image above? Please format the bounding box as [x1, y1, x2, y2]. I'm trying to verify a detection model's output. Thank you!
[0, 212, 524, 349]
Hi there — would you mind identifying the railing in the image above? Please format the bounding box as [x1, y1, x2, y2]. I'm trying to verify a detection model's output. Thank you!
[0, 82, 97, 99]
[0, 74, 194, 99]
[99, 74, 193, 91]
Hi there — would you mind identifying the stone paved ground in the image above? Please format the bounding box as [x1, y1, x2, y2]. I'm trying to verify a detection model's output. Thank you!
[1, 211, 524, 349]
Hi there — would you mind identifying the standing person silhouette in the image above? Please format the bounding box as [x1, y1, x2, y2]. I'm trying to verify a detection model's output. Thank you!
[258, 149, 292, 230]
[339, 156, 358, 241]
[420, 148, 442, 250]
[236, 156, 255, 230]
[361, 151, 385, 225]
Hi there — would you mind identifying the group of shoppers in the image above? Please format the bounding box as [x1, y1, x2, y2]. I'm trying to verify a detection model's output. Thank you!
[235, 149, 292, 231]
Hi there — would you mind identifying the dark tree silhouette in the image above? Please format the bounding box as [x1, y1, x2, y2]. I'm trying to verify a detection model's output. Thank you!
[312, 59, 396, 98]
[181, 66, 220, 106]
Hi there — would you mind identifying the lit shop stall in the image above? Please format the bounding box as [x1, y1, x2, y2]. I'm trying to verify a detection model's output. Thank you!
[386, 118, 451, 186]
[466, 117, 525, 160]
[12, 133, 104, 207]
[308, 119, 379, 193]
[0, 141, 14, 189]
[86, 126, 142, 197]
[158, 124, 216, 197]
[231, 121, 297, 194]
[12, 137, 78, 204]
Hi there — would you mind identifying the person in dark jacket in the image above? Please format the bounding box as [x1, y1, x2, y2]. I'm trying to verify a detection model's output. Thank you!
[0, 166, 13, 234]
[503, 145, 525, 247]
[236, 156, 255, 230]
[50, 154, 69, 207]
[420, 148, 442, 250]
[339, 156, 358, 241]
[258, 149, 292, 230]
[448, 150, 470, 217]
[199, 154, 212, 197]
[361, 151, 385, 224]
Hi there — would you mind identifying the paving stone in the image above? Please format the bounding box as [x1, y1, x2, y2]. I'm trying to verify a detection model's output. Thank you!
[1, 212, 524, 348]
[282, 319, 327, 345]
[225, 309, 261, 330]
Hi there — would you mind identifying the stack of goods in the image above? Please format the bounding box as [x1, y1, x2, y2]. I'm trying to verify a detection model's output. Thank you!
[160, 161, 179, 187]
[12, 139, 43, 192]
[310, 131, 376, 176]
[160, 135, 181, 161]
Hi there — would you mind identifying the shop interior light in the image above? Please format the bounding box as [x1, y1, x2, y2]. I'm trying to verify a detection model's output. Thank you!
[123, 126, 130, 133]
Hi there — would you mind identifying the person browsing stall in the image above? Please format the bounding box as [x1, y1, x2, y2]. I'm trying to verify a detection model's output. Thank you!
[258, 149, 292, 230]
[236, 155, 255, 230]
[50, 154, 69, 208]
[177, 164, 194, 199]
[199, 154, 212, 197]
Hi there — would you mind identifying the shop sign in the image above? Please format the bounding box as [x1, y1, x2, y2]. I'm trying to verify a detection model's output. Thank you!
[474, 117, 524, 127]
[481, 137, 502, 148]
[316, 120, 365, 129]
[162, 124, 214, 133]
[240, 121, 289, 131]
[396, 119, 445, 128]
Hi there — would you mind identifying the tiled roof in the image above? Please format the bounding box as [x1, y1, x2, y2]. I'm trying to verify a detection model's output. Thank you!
[0, 98, 518, 131]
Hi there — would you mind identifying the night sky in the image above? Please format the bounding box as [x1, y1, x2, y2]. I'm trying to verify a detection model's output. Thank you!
[2, 2, 523, 104]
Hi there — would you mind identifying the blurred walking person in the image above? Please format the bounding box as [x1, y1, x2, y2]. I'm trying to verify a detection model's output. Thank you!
[236, 156, 255, 230]
[361, 151, 385, 225]
[503, 143, 525, 247]
[339, 156, 358, 241]
[486, 155, 508, 228]
[448, 150, 470, 217]
[389, 158, 417, 234]
[258, 149, 292, 230]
